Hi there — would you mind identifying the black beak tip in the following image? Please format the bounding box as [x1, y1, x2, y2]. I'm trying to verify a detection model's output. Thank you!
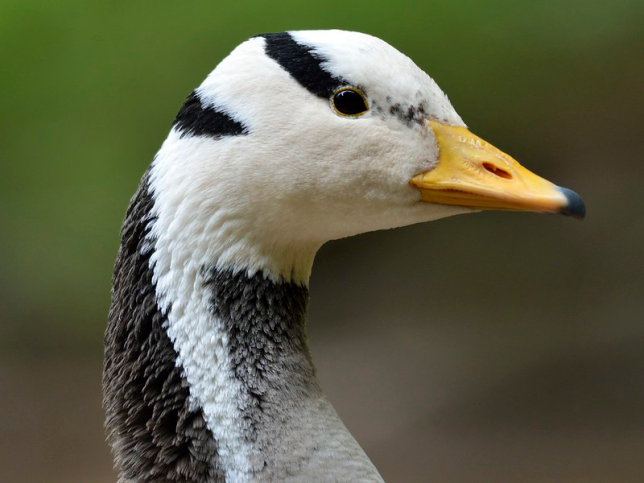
[557, 187, 586, 220]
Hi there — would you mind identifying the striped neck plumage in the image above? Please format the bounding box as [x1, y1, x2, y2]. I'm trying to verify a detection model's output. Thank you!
[104, 170, 382, 482]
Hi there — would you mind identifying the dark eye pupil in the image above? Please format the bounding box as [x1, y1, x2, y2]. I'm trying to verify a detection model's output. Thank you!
[334, 89, 368, 115]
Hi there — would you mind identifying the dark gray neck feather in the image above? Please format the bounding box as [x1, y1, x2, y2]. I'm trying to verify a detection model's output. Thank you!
[204, 267, 318, 447]
[105, 172, 336, 482]
[104, 172, 224, 482]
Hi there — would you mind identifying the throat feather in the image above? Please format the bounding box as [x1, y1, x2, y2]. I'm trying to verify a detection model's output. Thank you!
[204, 268, 317, 443]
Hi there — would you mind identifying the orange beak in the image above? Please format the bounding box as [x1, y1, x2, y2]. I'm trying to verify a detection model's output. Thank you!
[410, 121, 585, 219]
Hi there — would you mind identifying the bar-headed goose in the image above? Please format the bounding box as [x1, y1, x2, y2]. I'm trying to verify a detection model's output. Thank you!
[104, 30, 585, 483]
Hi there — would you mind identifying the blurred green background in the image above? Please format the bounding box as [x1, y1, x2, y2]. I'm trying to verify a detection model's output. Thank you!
[1, 0, 643, 481]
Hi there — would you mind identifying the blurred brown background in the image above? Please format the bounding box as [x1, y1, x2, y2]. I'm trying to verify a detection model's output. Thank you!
[1, 1, 643, 482]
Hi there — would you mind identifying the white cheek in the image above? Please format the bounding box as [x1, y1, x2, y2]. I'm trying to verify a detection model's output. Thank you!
[267, 115, 441, 239]
[328, 115, 437, 199]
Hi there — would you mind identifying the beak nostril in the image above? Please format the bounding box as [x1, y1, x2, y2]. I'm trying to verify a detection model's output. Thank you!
[482, 162, 512, 180]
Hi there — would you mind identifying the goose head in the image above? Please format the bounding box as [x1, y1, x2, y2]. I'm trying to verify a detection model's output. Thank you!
[106, 29, 585, 482]
[152, 29, 583, 284]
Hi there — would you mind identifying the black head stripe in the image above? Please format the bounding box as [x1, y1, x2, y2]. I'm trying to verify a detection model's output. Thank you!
[173, 90, 248, 139]
[259, 32, 348, 99]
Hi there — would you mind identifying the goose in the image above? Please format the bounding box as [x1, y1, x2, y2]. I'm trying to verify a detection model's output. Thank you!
[104, 30, 585, 483]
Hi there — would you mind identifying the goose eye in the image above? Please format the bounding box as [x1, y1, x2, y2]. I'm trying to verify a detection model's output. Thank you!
[332, 88, 369, 116]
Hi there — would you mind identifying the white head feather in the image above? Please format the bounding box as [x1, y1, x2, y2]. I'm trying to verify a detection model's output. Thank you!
[150, 30, 470, 284]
